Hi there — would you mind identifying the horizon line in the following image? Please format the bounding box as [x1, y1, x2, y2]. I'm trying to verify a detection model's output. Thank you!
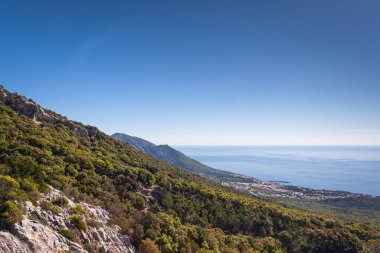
[172, 144, 380, 147]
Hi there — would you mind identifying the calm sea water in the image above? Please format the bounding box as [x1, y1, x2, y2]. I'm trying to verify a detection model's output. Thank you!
[175, 146, 380, 196]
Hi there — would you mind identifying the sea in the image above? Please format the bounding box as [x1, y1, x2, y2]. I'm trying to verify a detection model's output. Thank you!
[175, 146, 380, 196]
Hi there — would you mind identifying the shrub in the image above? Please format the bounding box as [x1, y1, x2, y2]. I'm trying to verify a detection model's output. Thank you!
[65, 164, 79, 177]
[69, 214, 88, 231]
[1, 200, 24, 225]
[20, 178, 39, 193]
[0, 175, 22, 201]
[52, 197, 69, 208]
[40, 200, 62, 214]
[138, 238, 161, 253]
[58, 228, 75, 240]
[70, 204, 86, 215]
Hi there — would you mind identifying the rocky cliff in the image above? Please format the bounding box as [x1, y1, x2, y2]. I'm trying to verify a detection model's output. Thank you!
[0, 85, 98, 139]
[0, 186, 135, 253]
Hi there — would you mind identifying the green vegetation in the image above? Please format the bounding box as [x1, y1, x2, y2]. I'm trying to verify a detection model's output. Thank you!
[69, 214, 88, 231]
[40, 200, 63, 214]
[138, 238, 160, 253]
[0, 175, 25, 226]
[68, 204, 89, 231]
[0, 89, 379, 252]
[112, 133, 236, 178]
[52, 196, 69, 208]
[58, 228, 76, 240]
[70, 204, 86, 215]
[0, 200, 24, 225]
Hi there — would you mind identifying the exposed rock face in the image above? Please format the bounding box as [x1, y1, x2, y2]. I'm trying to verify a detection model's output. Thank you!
[0, 231, 30, 253]
[0, 85, 98, 139]
[0, 187, 135, 253]
[12, 219, 86, 253]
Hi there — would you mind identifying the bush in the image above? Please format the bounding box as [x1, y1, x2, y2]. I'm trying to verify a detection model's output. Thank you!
[0, 175, 22, 201]
[20, 178, 40, 203]
[70, 204, 86, 215]
[40, 200, 62, 214]
[138, 238, 161, 253]
[69, 214, 88, 231]
[52, 197, 69, 208]
[58, 228, 76, 240]
[1, 200, 24, 225]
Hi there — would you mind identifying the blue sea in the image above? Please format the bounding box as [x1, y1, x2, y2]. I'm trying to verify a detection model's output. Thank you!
[175, 146, 380, 196]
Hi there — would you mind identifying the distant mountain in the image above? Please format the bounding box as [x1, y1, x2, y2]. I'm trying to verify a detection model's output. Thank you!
[0, 85, 373, 252]
[111, 134, 157, 155]
[112, 133, 236, 179]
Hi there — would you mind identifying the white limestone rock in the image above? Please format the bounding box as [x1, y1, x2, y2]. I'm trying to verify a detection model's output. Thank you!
[0, 186, 135, 253]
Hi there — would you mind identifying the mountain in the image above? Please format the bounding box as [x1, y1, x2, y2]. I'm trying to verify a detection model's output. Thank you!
[0, 85, 378, 252]
[112, 133, 159, 154]
[112, 133, 234, 178]
[113, 133, 380, 207]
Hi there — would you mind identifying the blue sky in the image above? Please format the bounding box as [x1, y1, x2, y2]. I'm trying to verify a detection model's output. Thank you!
[1, 1, 380, 145]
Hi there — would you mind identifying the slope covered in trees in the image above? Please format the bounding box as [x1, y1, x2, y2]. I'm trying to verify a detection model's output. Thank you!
[0, 85, 378, 252]
[112, 132, 237, 179]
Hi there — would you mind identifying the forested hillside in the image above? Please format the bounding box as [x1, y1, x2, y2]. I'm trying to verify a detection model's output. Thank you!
[112, 132, 238, 179]
[0, 85, 378, 252]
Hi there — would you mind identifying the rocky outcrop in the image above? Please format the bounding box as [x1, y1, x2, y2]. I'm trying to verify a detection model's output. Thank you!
[0, 85, 59, 124]
[0, 85, 98, 139]
[12, 219, 86, 253]
[0, 231, 30, 253]
[0, 187, 135, 253]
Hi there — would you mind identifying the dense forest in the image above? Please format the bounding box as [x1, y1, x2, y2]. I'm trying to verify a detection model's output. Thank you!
[0, 86, 379, 252]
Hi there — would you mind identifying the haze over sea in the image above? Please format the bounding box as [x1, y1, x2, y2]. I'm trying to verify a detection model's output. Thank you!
[176, 146, 380, 196]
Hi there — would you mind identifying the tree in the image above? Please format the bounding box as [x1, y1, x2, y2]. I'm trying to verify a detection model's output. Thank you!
[138, 239, 161, 253]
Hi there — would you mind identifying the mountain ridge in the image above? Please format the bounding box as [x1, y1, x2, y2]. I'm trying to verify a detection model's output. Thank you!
[112, 133, 222, 176]
[0, 85, 378, 252]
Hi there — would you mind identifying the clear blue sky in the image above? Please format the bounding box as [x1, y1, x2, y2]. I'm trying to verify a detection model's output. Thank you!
[1, 1, 380, 145]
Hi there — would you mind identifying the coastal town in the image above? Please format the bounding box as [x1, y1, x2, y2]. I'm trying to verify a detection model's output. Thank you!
[221, 174, 363, 201]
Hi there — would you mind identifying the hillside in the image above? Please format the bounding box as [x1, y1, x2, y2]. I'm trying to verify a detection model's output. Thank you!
[0, 85, 379, 252]
[113, 133, 380, 232]
[112, 133, 238, 179]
